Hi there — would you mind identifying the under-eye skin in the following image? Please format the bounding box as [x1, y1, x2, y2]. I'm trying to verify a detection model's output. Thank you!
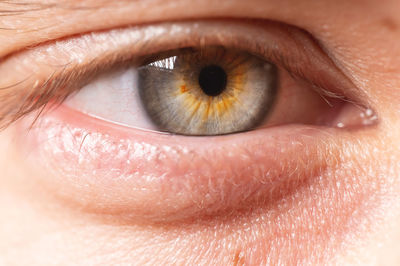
[138, 47, 277, 135]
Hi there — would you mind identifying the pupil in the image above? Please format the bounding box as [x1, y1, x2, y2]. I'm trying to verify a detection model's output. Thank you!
[198, 65, 227, 96]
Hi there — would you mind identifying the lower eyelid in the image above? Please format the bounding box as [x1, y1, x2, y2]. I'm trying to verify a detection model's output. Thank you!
[17, 106, 351, 222]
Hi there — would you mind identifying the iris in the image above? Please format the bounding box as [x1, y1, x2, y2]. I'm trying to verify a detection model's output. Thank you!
[138, 47, 278, 135]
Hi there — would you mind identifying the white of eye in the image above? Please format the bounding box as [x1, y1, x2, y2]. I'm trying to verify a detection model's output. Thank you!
[65, 67, 158, 131]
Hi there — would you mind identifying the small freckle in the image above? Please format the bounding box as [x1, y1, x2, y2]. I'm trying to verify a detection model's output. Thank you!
[380, 18, 398, 32]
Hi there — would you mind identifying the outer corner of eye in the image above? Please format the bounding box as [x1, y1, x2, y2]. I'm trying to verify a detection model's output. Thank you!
[328, 101, 379, 130]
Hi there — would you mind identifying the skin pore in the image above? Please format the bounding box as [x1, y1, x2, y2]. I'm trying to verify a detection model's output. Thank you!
[1, 0, 400, 265]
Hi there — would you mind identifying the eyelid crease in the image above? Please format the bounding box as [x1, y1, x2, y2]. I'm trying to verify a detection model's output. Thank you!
[0, 19, 366, 130]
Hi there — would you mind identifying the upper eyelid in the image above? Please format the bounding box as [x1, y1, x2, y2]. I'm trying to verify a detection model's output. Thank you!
[0, 19, 364, 129]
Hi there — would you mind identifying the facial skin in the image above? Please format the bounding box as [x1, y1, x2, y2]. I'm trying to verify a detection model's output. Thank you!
[1, 0, 400, 265]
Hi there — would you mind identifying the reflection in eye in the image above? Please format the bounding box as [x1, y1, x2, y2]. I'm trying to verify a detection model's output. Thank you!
[138, 47, 277, 135]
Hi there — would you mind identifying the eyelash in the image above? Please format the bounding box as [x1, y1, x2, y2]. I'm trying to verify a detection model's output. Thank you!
[0, 19, 356, 130]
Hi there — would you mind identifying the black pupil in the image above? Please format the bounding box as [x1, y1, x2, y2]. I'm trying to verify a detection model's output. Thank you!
[198, 65, 227, 96]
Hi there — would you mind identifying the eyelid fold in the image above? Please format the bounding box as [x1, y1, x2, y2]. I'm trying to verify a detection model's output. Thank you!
[0, 19, 365, 130]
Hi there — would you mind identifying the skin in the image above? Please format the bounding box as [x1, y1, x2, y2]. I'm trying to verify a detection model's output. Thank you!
[1, 0, 400, 265]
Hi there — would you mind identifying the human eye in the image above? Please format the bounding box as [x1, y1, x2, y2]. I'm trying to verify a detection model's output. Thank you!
[0, 19, 377, 222]
[0, 20, 375, 136]
[85, 46, 279, 136]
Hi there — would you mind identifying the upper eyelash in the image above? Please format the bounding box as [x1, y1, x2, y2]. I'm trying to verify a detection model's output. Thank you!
[0, 19, 361, 130]
[0, 53, 128, 130]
